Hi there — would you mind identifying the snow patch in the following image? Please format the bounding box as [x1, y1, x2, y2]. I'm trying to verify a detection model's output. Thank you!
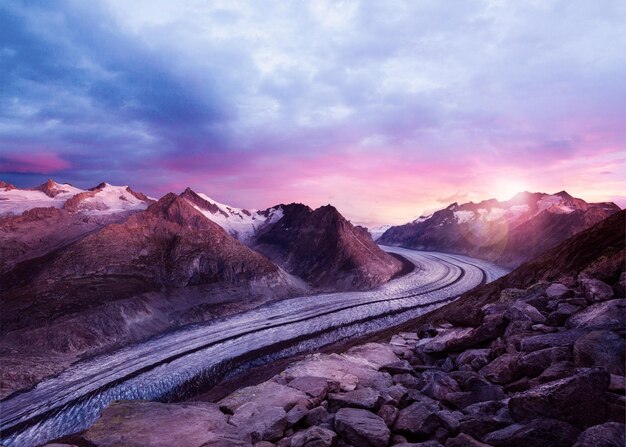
[0, 183, 84, 216]
[79, 184, 149, 215]
[454, 210, 474, 224]
[368, 225, 391, 241]
[191, 193, 284, 244]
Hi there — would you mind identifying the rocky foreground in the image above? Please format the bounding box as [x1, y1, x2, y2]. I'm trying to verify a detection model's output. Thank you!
[51, 273, 625, 447]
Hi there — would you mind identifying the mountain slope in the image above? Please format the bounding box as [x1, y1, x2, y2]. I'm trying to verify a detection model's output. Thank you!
[379, 191, 620, 267]
[254, 203, 404, 289]
[0, 193, 291, 334]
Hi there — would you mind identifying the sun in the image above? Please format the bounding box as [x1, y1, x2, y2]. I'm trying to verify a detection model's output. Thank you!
[492, 178, 529, 201]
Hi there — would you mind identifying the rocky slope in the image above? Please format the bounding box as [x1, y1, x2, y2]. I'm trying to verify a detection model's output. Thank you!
[379, 191, 621, 268]
[63, 211, 625, 447]
[254, 203, 404, 290]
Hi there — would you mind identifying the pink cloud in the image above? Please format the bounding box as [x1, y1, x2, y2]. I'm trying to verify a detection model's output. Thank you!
[0, 151, 72, 174]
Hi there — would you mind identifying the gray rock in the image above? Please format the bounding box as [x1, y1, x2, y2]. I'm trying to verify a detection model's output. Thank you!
[546, 302, 581, 326]
[288, 376, 333, 401]
[382, 384, 408, 406]
[334, 408, 390, 447]
[393, 373, 422, 389]
[420, 370, 461, 401]
[518, 346, 571, 378]
[508, 368, 610, 427]
[304, 406, 332, 427]
[573, 422, 625, 447]
[479, 354, 524, 384]
[566, 299, 626, 330]
[286, 404, 309, 426]
[546, 283, 574, 299]
[573, 330, 625, 375]
[290, 426, 336, 447]
[327, 387, 383, 412]
[484, 418, 580, 447]
[455, 349, 491, 371]
[230, 402, 288, 443]
[581, 278, 614, 303]
[394, 402, 441, 436]
[519, 328, 586, 352]
[503, 301, 546, 324]
[220, 380, 309, 414]
[527, 361, 577, 387]
[377, 404, 398, 427]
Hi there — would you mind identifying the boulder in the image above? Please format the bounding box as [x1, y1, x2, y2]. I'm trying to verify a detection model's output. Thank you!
[484, 418, 580, 447]
[83, 401, 250, 447]
[519, 328, 586, 352]
[286, 404, 309, 426]
[573, 422, 625, 447]
[457, 400, 511, 440]
[566, 299, 626, 330]
[546, 283, 574, 299]
[503, 301, 546, 324]
[290, 426, 337, 447]
[394, 402, 441, 436]
[527, 361, 577, 387]
[420, 370, 461, 401]
[304, 406, 332, 427]
[327, 387, 383, 412]
[230, 402, 287, 443]
[334, 408, 390, 447]
[546, 303, 581, 326]
[377, 404, 399, 427]
[508, 368, 610, 427]
[518, 347, 571, 378]
[393, 373, 422, 389]
[479, 354, 524, 384]
[455, 349, 491, 371]
[581, 278, 614, 303]
[220, 380, 309, 414]
[288, 376, 333, 401]
[573, 330, 625, 375]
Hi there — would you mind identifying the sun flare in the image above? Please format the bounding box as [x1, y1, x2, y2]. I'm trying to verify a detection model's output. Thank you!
[492, 179, 528, 201]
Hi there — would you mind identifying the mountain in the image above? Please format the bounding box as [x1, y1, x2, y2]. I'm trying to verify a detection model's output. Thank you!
[178, 188, 403, 290]
[0, 180, 155, 275]
[179, 188, 283, 244]
[0, 193, 292, 334]
[253, 203, 404, 289]
[379, 191, 621, 267]
[0, 179, 153, 216]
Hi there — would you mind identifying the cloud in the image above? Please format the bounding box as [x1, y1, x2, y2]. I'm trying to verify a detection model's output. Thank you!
[1, 0, 625, 224]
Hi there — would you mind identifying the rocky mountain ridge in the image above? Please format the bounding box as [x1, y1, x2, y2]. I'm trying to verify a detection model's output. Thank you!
[379, 191, 620, 268]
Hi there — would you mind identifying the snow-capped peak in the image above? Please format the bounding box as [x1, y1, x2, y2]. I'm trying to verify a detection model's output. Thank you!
[0, 180, 152, 217]
[180, 188, 283, 244]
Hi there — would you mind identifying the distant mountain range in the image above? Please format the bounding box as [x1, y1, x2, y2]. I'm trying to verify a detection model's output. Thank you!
[378, 190, 620, 267]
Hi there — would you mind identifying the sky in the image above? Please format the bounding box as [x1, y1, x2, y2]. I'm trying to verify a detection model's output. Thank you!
[1, 0, 625, 226]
